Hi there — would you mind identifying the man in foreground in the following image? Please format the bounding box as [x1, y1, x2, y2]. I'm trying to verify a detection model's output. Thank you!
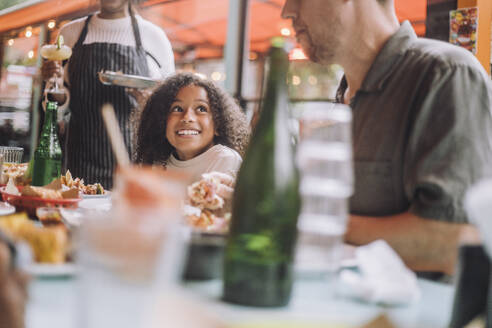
[0, 235, 29, 328]
[282, 0, 492, 274]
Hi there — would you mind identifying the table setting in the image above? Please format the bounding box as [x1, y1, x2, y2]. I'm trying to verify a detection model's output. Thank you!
[0, 48, 464, 328]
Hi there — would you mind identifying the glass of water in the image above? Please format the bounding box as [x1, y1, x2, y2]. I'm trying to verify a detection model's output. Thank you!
[295, 102, 353, 276]
[76, 168, 189, 328]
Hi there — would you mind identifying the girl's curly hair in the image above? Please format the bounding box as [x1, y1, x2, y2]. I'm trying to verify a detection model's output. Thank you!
[134, 73, 250, 165]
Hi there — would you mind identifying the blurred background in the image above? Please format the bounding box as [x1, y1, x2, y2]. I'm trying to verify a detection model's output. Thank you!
[0, 0, 480, 161]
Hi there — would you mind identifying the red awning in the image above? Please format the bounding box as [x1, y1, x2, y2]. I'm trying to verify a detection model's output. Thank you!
[0, 0, 427, 59]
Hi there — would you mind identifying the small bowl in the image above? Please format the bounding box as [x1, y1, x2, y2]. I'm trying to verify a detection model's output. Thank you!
[182, 231, 226, 281]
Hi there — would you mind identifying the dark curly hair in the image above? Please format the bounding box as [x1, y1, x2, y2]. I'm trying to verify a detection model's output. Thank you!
[134, 73, 250, 165]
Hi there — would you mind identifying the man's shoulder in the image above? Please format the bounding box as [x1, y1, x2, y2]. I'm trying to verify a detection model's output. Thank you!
[409, 37, 483, 72]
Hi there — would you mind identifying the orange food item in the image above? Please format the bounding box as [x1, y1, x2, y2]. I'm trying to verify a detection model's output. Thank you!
[0, 213, 68, 263]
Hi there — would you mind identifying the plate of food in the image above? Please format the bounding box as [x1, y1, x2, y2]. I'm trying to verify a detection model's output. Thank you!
[61, 170, 108, 199]
[98, 70, 160, 89]
[81, 190, 111, 199]
[0, 213, 74, 277]
[1, 162, 30, 186]
[182, 174, 230, 281]
[1, 179, 82, 216]
[0, 202, 15, 216]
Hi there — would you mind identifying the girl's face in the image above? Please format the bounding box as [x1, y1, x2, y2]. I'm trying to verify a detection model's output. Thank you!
[166, 85, 216, 161]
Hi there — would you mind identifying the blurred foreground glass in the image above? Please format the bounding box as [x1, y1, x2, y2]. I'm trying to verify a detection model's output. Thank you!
[295, 103, 353, 275]
[0, 146, 24, 163]
[76, 169, 189, 328]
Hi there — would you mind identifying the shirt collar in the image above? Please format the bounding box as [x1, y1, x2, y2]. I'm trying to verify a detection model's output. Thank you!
[360, 21, 417, 92]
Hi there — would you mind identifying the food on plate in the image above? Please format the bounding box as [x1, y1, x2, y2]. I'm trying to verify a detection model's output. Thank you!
[187, 175, 224, 210]
[61, 170, 105, 195]
[5, 177, 20, 195]
[0, 213, 69, 263]
[185, 174, 231, 233]
[83, 183, 105, 195]
[3, 177, 80, 200]
[1, 162, 30, 185]
[20, 183, 78, 200]
[184, 206, 230, 232]
[36, 207, 63, 226]
[22, 185, 63, 199]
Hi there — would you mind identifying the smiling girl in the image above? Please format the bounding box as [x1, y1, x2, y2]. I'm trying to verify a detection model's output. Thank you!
[134, 73, 250, 182]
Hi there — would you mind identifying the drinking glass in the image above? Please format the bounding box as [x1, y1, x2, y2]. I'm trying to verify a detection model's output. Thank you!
[76, 170, 189, 328]
[40, 40, 72, 104]
[295, 102, 353, 276]
[0, 146, 24, 164]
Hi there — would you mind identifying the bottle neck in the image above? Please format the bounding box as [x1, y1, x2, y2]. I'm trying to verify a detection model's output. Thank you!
[255, 47, 290, 134]
[42, 105, 57, 136]
[37, 104, 61, 156]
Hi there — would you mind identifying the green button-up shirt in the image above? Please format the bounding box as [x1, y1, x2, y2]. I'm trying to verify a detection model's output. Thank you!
[337, 21, 492, 223]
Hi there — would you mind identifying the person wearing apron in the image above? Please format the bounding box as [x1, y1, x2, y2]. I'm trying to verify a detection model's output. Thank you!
[67, 11, 148, 189]
[40, 0, 175, 189]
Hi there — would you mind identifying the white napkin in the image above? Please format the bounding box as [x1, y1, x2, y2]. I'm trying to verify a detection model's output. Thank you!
[338, 240, 421, 306]
[464, 178, 492, 255]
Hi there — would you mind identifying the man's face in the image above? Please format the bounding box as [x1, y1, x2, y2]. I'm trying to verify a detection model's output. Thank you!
[100, 0, 128, 14]
[282, 0, 345, 64]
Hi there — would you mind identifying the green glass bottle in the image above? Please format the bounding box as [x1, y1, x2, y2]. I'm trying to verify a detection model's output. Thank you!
[32, 101, 62, 186]
[223, 38, 300, 307]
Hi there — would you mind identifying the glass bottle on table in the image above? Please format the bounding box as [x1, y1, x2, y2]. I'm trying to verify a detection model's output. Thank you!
[32, 101, 62, 186]
[223, 37, 300, 307]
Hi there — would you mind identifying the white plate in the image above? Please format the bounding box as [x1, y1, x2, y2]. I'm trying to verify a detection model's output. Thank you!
[0, 202, 15, 216]
[26, 263, 77, 278]
[82, 191, 111, 199]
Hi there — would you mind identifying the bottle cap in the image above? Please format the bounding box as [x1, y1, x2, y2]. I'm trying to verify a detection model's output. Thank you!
[46, 101, 58, 109]
[271, 36, 294, 52]
[271, 36, 285, 48]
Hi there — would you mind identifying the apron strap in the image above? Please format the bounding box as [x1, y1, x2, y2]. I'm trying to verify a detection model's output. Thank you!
[129, 2, 143, 50]
[74, 15, 93, 49]
[145, 51, 162, 69]
[129, 3, 161, 69]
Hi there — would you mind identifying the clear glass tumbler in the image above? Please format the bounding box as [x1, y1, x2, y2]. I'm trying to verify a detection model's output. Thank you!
[0, 146, 24, 164]
[295, 102, 353, 276]
[76, 168, 189, 328]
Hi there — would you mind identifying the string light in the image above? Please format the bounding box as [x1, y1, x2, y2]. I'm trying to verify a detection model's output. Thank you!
[7, 39, 14, 46]
[249, 52, 258, 60]
[28, 50, 34, 58]
[47, 20, 56, 29]
[308, 76, 318, 85]
[289, 47, 308, 60]
[211, 72, 222, 81]
[25, 26, 32, 38]
[281, 28, 291, 36]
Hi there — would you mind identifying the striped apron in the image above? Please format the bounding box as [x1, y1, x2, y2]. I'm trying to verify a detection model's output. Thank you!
[67, 13, 150, 189]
